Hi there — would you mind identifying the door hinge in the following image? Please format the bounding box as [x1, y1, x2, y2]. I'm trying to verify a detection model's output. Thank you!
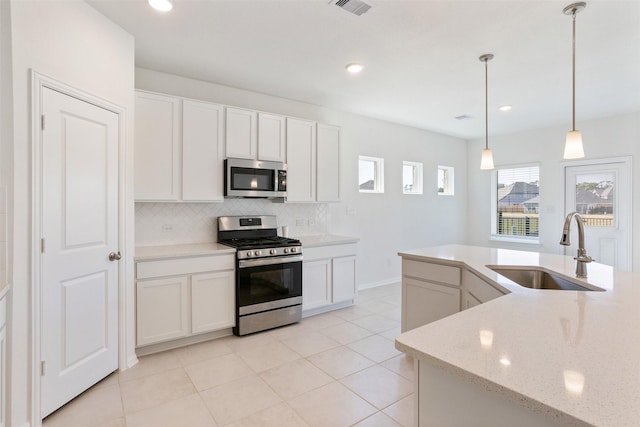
[41, 360, 46, 376]
[41, 238, 45, 253]
[41, 115, 46, 131]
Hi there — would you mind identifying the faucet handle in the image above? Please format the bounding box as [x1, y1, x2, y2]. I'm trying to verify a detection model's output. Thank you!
[575, 255, 593, 263]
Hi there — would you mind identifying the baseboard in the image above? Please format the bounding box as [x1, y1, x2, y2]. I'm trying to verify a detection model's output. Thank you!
[134, 328, 234, 357]
[357, 277, 401, 291]
[126, 354, 139, 370]
[302, 300, 354, 318]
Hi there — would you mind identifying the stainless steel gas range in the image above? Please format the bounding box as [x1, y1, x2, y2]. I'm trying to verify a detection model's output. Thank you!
[218, 215, 302, 336]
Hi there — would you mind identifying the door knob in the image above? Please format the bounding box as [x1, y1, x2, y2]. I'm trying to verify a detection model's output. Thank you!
[108, 251, 122, 261]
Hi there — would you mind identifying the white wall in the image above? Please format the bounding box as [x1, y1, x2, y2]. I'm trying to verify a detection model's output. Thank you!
[136, 68, 469, 288]
[466, 112, 640, 271]
[7, 1, 135, 425]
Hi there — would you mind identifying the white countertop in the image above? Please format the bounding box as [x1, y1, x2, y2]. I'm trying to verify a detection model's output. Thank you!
[396, 244, 640, 427]
[297, 234, 359, 248]
[135, 242, 236, 261]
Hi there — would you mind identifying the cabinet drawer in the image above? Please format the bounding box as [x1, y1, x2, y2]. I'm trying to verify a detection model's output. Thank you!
[464, 270, 505, 303]
[304, 243, 357, 261]
[137, 254, 235, 279]
[403, 260, 460, 286]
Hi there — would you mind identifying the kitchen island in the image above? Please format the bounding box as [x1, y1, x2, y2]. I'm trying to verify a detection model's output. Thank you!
[395, 244, 640, 427]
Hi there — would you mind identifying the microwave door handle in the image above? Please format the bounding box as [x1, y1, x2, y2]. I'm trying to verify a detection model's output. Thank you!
[239, 255, 303, 269]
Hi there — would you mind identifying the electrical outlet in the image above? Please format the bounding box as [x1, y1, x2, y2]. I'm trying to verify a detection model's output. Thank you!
[162, 224, 173, 232]
[347, 207, 357, 216]
[296, 219, 305, 226]
[308, 218, 316, 226]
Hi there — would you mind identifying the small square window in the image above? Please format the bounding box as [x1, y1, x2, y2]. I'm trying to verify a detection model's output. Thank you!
[359, 156, 384, 193]
[403, 161, 423, 194]
[438, 166, 454, 196]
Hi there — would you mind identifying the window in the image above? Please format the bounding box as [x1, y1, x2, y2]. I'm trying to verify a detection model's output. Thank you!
[438, 166, 454, 196]
[493, 165, 540, 241]
[403, 161, 423, 194]
[359, 156, 384, 193]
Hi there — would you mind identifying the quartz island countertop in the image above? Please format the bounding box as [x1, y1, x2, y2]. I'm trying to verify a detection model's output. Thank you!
[395, 244, 640, 427]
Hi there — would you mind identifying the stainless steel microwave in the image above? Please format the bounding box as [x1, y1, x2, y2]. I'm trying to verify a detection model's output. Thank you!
[224, 158, 287, 198]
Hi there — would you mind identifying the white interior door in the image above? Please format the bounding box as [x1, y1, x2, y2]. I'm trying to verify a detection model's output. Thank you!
[40, 87, 119, 417]
[564, 159, 632, 271]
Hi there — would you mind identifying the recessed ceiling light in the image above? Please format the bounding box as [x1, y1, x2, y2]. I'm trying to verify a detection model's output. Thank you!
[148, 0, 173, 12]
[346, 63, 363, 74]
[498, 105, 512, 112]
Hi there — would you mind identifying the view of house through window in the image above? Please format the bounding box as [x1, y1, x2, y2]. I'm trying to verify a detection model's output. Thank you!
[403, 161, 423, 194]
[495, 165, 540, 239]
[359, 155, 384, 193]
[438, 166, 454, 195]
[574, 172, 615, 227]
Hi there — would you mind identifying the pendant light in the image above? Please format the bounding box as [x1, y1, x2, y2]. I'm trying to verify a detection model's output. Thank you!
[563, 2, 586, 159]
[479, 53, 495, 170]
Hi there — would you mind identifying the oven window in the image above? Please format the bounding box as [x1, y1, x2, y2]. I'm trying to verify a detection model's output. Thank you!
[238, 261, 302, 307]
[231, 167, 275, 191]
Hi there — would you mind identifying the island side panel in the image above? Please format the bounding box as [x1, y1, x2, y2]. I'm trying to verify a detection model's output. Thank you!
[417, 360, 572, 427]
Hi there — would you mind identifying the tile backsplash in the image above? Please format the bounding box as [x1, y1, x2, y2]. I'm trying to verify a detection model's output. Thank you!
[135, 199, 330, 247]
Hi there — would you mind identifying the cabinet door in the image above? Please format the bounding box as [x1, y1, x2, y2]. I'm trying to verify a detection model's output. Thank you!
[303, 259, 331, 310]
[136, 276, 189, 346]
[135, 91, 180, 200]
[258, 113, 285, 162]
[317, 124, 341, 202]
[332, 256, 356, 303]
[463, 290, 481, 310]
[225, 107, 257, 159]
[191, 270, 235, 334]
[286, 118, 317, 202]
[403, 278, 460, 332]
[182, 100, 224, 201]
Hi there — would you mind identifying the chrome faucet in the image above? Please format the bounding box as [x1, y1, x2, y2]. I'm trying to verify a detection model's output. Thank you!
[559, 212, 593, 278]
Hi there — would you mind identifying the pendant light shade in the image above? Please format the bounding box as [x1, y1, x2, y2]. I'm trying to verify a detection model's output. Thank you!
[481, 148, 495, 170]
[563, 2, 586, 159]
[479, 53, 494, 170]
[564, 130, 584, 159]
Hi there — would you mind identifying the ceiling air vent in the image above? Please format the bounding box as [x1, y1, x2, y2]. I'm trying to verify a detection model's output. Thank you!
[334, 0, 372, 16]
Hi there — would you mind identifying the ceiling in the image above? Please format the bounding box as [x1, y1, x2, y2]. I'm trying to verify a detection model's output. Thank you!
[87, 0, 640, 139]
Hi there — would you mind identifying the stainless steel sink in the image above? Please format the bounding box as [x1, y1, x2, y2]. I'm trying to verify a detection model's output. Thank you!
[486, 266, 604, 291]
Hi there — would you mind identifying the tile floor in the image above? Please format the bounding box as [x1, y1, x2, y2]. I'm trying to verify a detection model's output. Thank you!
[43, 283, 413, 427]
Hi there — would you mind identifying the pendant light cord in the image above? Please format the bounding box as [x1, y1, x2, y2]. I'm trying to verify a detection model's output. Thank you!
[485, 58, 489, 150]
[572, 9, 577, 132]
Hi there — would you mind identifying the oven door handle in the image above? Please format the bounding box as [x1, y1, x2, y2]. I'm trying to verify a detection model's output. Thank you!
[238, 255, 303, 269]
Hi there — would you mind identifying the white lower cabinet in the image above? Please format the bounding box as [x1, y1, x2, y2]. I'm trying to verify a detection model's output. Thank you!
[404, 278, 460, 331]
[303, 259, 331, 310]
[401, 258, 507, 331]
[402, 259, 462, 332]
[302, 243, 357, 313]
[191, 271, 235, 334]
[136, 254, 235, 348]
[137, 276, 189, 346]
[332, 256, 356, 303]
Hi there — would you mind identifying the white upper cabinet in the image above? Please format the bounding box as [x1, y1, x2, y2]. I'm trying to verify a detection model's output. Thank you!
[182, 100, 224, 202]
[134, 90, 225, 202]
[316, 123, 341, 202]
[258, 113, 286, 162]
[286, 117, 317, 202]
[225, 107, 257, 160]
[135, 91, 180, 201]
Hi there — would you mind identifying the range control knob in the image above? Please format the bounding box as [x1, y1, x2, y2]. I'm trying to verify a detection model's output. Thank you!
[246, 251, 253, 257]
[270, 249, 277, 255]
[254, 250, 262, 256]
[291, 247, 297, 253]
[284, 248, 290, 253]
